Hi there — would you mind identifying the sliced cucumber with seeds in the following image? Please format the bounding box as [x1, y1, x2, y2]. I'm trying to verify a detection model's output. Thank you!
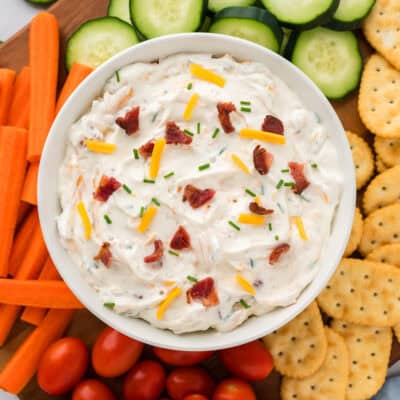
[107, 0, 131, 24]
[286, 27, 362, 100]
[66, 17, 139, 71]
[130, 0, 207, 39]
[25, 0, 56, 3]
[209, 7, 282, 52]
[326, 0, 376, 31]
[208, 0, 256, 13]
[260, 0, 340, 30]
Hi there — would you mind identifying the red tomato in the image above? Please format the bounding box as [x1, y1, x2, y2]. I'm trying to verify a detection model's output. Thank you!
[92, 327, 144, 377]
[184, 395, 208, 400]
[123, 360, 166, 400]
[153, 347, 214, 366]
[166, 367, 215, 400]
[213, 378, 256, 400]
[72, 379, 116, 400]
[219, 340, 274, 381]
[37, 337, 88, 395]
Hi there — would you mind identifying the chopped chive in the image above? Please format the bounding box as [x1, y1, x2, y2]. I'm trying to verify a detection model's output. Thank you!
[169, 249, 179, 257]
[133, 148, 139, 159]
[152, 197, 161, 206]
[139, 206, 145, 217]
[245, 189, 256, 197]
[104, 214, 112, 224]
[198, 163, 210, 171]
[104, 302, 115, 309]
[164, 172, 174, 179]
[143, 179, 155, 184]
[240, 299, 250, 309]
[281, 168, 289, 173]
[311, 163, 318, 169]
[240, 100, 251, 106]
[115, 71, 120, 82]
[187, 275, 198, 282]
[151, 112, 159, 123]
[122, 184, 132, 194]
[276, 179, 284, 189]
[275, 235, 279, 241]
[219, 147, 227, 155]
[240, 107, 252, 113]
[184, 129, 194, 137]
[268, 223, 272, 231]
[228, 221, 241, 231]
[277, 202, 284, 213]
[187, 82, 193, 90]
[284, 182, 295, 187]
[250, 258, 255, 268]
[197, 122, 201, 134]
[212, 128, 220, 139]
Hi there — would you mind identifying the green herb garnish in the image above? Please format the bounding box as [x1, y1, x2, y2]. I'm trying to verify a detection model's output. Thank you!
[184, 129, 194, 137]
[275, 235, 279, 241]
[198, 163, 210, 171]
[212, 128, 220, 139]
[268, 223, 272, 231]
[104, 214, 112, 224]
[240, 299, 250, 309]
[139, 206, 145, 217]
[281, 168, 289, 173]
[228, 221, 241, 231]
[284, 182, 295, 187]
[187, 275, 198, 282]
[164, 171, 174, 179]
[133, 148, 139, 159]
[276, 179, 284, 189]
[250, 259, 255, 268]
[245, 189, 256, 197]
[197, 122, 201, 134]
[115, 71, 120, 82]
[168, 250, 179, 257]
[143, 179, 155, 184]
[122, 184, 132, 194]
[311, 163, 318, 169]
[187, 82, 193, 90]
[240, 100, 251, 106]
[104, 302, 115, 309]
[240, 107, 252, 113]
[151, 112, 159, 123]
[152, 197, 161, 206]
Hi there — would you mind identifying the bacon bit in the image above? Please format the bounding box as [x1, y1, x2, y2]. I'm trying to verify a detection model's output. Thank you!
[249, 202, 274, 215]
[289, 162, 310, 194]
[139, 140, 155, 159]
[170, 226, 191, 250]
[262, 115, 284, 135]
[269, 243, 290, 265]
[253, 145, 273, 175]
[217, 102, 236, 133]
[182, 184, 216, 209]
[116, 106, 140, 135]
[93, 175, 121, 202]
[186, 277, 219, 307]
[165, 121, 192, 144]
[144, 239, 164, 263]
[94, 242, 112, 267]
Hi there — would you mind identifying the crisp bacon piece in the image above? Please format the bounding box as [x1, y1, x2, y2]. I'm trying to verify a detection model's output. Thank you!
[186, 277, 219, 307]
[289, 162, 310, 194]
[217, 102, 236, 133]
[94, 175, 121, 202]
[165, 121, 192, 145]
[261, 115, 284, 135]
[269, 243, 290, 265]
[253, 145, 273, 175]
[116, 106, 140, 135]
[139, 140, 155, 159]
[94, 242, 112, 267]
[144, 240, 164, 263]
[182, 184, 216, 209]
[249, 202, 274, 215]
[170, 226, 191, 250]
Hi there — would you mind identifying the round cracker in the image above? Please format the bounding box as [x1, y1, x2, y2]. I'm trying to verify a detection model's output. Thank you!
[376, 156, 388, 173]
[375, 136, 400, 167]
[346, 131, 374, 189]
[363, 166, 400, 215]
[367, 243, 400, 267]
[344, 208, 363, 257]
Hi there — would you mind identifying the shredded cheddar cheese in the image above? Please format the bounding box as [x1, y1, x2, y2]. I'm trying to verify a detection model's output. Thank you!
[293, 216, 308, 241]
[163, 280, 176, 287]
[231, 154, 250, 174]
[137, 206, 158, 233]
[239, 129, 286, 145]
[183, 93, 200, 121]
[189, 64, 226, 87]
[157, 287, 182, 320]
[236, 274, 256, 296]
[85, 140, 116, 154]
[76, 201, 91, 240]
[149, 138, 166, 179]
[238, 214, 265, 225]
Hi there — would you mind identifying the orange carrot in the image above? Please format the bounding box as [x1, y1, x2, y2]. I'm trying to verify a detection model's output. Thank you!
[0, 127, 28, 277]
[7, 66, 30, 129]
[16, 201, 32, 229]
[0, 69, 16, 125]
[28, 12, 59, 162]
[0, 308, 74, 394]
[55, 62, 92, 114]
[21, 162, 39, 205]
[21, 257, 61, 325]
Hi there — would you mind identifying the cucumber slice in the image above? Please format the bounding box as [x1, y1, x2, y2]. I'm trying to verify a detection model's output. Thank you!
[25, 0, 56, 3]
[209, 7, 282, 52]
[260, 0, 340, 30]
[130, 0, 206, 39]
[66, 17, 139, 71]
[280, 27, 291, 55]
[208, 0, 256, 13]
[326, 0, 376, 31]
[286, 27, 362, 100]
[107, 0, 131, 24]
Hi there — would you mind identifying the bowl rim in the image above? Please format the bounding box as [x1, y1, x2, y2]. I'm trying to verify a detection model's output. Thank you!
[38, 32, 356, 351]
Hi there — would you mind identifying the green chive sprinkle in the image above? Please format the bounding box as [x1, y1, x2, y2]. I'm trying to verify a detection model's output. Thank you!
[197, 122, 201, 134]
[219, 147, 227, 155]
[240, 299, 250, 309]
[187, 275, 198, 282]
[151, 112, 159, 123]
[240, 101, 251, 106]
[187, 82, 193, 90]
[143, 179, 155, 184]
[122, 184, 132, 194]
[164, 172, 174, 179]
[228, 221, 241, 231]
[184, 129, 194, 137]
[277, 202, 284, 213]
[250, 258, 255, 268]
[152, 197, 161, 206]
[268, 223, 272, 231]
[104, 302, 115, 309]
[115, 71, 120, 82]
[198, 163, 210, 171]
[281, 168, 289, 173]
[168, 249, 179, 257]
[139, 206, 145, 217]
[212, 128, 220, 139]
[284, 182, 295, 187]
[311, 163, 318, 169]
[275, 235, 279, 241]
[276, 179, 284, 189]
[245, 189, 256, 197]
[240, 107, 252, 113]
[104, 214, 112, 224]
[133, 148, 139, 159]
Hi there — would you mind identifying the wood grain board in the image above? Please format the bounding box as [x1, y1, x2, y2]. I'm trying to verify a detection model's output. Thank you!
[0, 1, 399, 398]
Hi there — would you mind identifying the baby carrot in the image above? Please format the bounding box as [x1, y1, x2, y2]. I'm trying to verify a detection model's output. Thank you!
[21, 162, 39, 205]
[0, 68, 16, 125]
[7, 66, 30, 129]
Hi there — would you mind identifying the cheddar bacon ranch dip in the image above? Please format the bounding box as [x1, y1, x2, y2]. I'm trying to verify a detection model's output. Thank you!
[58, 54, 343, 333]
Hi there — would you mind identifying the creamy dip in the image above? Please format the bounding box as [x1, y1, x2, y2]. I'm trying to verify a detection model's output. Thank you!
[58, 53, 342, 333]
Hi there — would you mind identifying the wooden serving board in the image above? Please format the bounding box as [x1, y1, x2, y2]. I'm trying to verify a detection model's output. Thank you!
[0, 1, 399, 399]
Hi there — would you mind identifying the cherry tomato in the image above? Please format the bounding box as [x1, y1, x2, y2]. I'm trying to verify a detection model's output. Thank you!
[123, 360, 166, 400]
[37, 337, 88, 395]
[92, 327, 144, 377]
[72, 379, 116, 400]
[166, 367, 215, 400]
[219, 340, 274, 381]
[213, 378, 256, 400]
[153, 347, 214, 366]
[183, 395, 208, 400]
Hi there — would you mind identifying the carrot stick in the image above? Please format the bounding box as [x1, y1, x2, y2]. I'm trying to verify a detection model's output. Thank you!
[16, 202, 32, 230]
[55, 62, 92, 114]
[0, 127, 28, 277]
[21, 162, 39, 205]
[0, 69, 16, 125]
[7, 66, 30, 129]
[28, 12, 59, 162]
[0, 308, 74, 394]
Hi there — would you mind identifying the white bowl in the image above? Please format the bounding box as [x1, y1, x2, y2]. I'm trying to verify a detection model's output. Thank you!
[38, 33, 355, 351]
